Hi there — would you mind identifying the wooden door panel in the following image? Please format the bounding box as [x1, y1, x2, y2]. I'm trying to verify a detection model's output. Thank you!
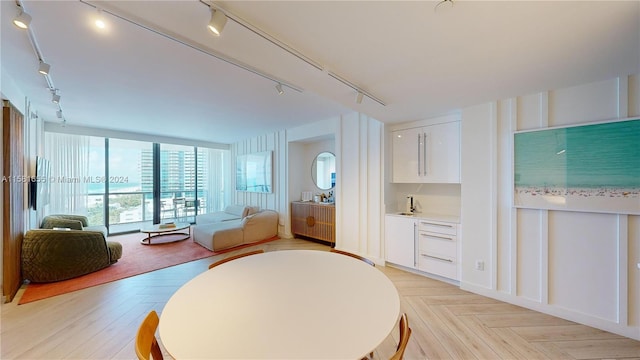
[3, 101, 25, 303]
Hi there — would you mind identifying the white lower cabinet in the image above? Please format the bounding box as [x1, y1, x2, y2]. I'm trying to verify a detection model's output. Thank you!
[385, 215, 460, 281]
[416, 219, 459, 280]
[384, 215, 416, 269]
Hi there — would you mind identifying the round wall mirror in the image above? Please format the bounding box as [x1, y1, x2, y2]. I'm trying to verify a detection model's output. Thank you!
[311, 152, 336, 190]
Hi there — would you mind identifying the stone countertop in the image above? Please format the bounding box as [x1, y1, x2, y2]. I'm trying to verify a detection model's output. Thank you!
[386, 212, 460, 224]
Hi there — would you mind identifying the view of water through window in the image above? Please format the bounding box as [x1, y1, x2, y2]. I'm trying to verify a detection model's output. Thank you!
[65, 134, 230, 234]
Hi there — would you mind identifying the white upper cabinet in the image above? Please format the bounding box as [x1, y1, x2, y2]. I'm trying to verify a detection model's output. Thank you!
[391, 127, 422, 183]
[392, 121, 460, 183]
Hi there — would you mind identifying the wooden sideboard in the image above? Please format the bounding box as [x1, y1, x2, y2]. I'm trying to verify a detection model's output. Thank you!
[291, 201, 335, 245]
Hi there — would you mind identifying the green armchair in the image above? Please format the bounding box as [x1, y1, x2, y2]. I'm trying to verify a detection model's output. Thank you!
[22, 215, 122, 283]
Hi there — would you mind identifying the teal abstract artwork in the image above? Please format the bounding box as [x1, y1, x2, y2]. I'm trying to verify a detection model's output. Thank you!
[514, 118, 640, 214]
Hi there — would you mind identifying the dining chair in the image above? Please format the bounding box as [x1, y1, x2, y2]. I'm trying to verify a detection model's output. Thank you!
[208, 249, 265, 269]
[330, 248, 375, 267]
[390, 313, 411, 360]
[135, 310, 164, 360]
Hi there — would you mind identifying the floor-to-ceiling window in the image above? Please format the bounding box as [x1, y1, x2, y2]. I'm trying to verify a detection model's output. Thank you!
[107, 138, 153, 233]
[159, 143, 197, 223]
[87, 136, 106, 226]
[45, 131, 230, 235]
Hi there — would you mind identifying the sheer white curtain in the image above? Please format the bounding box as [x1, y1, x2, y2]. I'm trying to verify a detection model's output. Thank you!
[44, 132, 90, 215]
[204, 148, 230, 212]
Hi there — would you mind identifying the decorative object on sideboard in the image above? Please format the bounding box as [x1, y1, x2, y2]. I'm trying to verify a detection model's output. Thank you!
[301, 191, 313, 202]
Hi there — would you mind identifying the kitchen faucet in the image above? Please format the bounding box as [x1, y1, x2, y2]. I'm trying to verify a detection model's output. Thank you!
[407, 195, 415, 213]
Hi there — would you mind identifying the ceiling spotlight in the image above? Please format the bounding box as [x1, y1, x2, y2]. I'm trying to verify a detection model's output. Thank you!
[95, 9, 106, 29]
[56, 110, 63, 118]
[276, 83, 284, 95]
[355, 91, 364, 104]
[13, 9, 31, 29]
[52, 93, 60, 104]
[38, 61, 51, 75]
[207, 8, 227, 36]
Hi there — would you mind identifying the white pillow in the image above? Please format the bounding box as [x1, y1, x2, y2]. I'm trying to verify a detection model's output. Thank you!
[224, 205, 247, 217]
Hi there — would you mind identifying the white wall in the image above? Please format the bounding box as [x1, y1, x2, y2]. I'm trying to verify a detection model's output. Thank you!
[337, 113, 385, 261]
[233, 132, 286, 230]
[461, 74, 640, 340]
[265, 113, 385, 261]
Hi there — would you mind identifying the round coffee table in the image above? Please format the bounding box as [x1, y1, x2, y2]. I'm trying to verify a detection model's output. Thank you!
[140, 222, 191, 245]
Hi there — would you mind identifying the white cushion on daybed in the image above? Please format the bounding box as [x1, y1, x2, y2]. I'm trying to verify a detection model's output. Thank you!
[195, 204, 259, 224]
[193, 210, 278, 252]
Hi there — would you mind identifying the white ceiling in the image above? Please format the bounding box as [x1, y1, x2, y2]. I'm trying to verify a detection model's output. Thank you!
[2, 1, 639, 144]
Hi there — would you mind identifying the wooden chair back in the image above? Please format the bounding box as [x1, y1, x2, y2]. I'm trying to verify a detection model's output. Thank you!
[208, 249, 265, 269]
[135, 310, 164, 360]
[330, 248, 375, 267]
[390, 313, 411, 360]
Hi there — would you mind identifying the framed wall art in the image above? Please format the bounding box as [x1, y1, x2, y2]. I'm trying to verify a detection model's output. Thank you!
[514, 118, 639, 215]
[235, 151, 273, 193]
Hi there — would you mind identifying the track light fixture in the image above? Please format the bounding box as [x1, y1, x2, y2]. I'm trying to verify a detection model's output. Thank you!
[56, 110, 63, 118]
[355, 91, 364, 104]
[13, 9, 31, 29]
[207, 8, 227, 36]
[276, 83, 284, 95]
[38, 61, 51, 75]
[52, 92, 60, 104]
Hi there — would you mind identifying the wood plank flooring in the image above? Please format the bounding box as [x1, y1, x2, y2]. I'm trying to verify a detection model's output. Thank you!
[2, 238, 639, 359]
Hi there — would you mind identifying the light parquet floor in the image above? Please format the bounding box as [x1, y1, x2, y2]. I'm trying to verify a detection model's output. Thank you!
[2, 238, 639, 359]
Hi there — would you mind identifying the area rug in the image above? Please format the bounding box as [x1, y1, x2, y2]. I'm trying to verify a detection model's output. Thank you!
[18, 232, 214, 304]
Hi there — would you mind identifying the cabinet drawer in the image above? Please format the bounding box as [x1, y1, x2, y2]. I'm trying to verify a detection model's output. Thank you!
[417, 252, 457, 279]
[417, 220, 456, 235]
[418, 232, 456, 258]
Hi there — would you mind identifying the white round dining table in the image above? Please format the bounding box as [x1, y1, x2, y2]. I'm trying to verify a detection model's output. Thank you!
[159, 249, 400, 359]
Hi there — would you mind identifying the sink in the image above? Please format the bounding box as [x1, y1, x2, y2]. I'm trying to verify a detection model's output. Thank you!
[396, 212, 414, 216]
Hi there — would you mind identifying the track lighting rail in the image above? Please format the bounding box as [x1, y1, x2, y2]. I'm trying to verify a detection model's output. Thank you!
[328, 72, 386, 107]
[201, 0, 323, 73]
[14, 0, 65, 122]
[201, 1, 385, 106]
[79, 0, 303, 93]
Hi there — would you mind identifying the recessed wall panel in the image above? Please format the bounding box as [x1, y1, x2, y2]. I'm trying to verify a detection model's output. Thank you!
[497, 99, 514, 293]
[517, 208, 542, 302]
[516, 93, 544, 131]
[629, 214, 640, 327]
[548, 211, 618, 321]
[549, 78, 619, 127]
